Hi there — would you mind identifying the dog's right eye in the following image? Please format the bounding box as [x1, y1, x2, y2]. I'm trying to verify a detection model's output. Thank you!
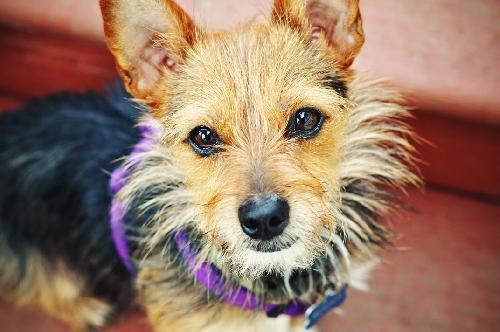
[287, 107, 324, 139]
[188, 126, 222, 156]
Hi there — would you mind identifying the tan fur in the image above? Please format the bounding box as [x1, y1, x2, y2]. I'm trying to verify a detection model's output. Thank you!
[146, 304, 298, 332]
[100, 0, 201, 103]
[273, 0, 364, 67]
[0, 247, 111, 331]
[138, 264, 312, 332]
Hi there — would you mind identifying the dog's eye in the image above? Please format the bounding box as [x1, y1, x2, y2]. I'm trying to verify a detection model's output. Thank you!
[188, 126, 222, 156]
[288, 108, 324, 138]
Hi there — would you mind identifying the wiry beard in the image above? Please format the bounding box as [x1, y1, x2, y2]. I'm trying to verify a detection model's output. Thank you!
[117, 76, 420, 303]
[198, 229, 352, 303]
[197, 194, 336, 280]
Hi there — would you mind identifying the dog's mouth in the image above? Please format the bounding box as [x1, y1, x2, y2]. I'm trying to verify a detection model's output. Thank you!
[246, 236, 298, 253]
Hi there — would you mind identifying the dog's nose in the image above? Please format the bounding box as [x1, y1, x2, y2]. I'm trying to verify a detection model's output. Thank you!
[238, 196, 289, 240]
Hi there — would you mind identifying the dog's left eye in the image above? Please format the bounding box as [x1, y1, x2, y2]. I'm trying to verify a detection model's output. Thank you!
[288, 107, 324, 138]
[188, 126, 222, 156]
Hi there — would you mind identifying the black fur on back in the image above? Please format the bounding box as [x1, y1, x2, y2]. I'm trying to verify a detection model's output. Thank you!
[0, 82, 141, 315]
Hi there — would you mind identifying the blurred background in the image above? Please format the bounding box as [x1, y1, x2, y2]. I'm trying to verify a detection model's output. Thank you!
[0, 0, 499, 331]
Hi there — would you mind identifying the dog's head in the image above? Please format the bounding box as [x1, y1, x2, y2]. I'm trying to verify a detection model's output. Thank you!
[101, 0, 407, 280]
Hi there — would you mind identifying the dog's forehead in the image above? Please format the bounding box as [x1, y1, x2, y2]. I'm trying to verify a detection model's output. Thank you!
[170, 24, 340, 138]
[183, 25, 330, 93]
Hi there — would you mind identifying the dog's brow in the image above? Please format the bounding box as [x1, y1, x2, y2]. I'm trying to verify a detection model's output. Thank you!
[323, 75, 347, 98]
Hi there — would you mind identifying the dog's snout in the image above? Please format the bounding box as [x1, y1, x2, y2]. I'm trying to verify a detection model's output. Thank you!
[238, 196, 289, 240]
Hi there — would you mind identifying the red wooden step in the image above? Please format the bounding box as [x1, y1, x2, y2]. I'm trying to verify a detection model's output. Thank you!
[411, 111, 500, 198]
[0, 24, 115, 99]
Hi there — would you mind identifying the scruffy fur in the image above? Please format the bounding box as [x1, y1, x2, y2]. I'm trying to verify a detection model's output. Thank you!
[0, 0, 419, 331]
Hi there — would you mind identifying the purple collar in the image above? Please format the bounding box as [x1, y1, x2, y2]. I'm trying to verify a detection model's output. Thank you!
[109, 120, 158, 272]
[108, 119, 346, 322]
[174, 229, 308, 316]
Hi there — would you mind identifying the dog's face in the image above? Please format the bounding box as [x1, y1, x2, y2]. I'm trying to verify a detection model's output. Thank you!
[172, 26, 351, 277]
[102, 0, 364, 278]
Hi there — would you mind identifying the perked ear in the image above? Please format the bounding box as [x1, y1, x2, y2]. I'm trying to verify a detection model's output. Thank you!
[272, 0, 364, 68]
[100, 0, 200, 102]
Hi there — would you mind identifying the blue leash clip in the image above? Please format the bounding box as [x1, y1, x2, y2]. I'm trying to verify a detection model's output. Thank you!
[304, 285, 348, 329]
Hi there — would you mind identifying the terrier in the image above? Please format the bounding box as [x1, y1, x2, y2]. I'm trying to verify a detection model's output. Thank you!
[0, 0, 419, 331]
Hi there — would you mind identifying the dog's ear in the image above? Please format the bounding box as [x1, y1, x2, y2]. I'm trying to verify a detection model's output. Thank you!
[100, 0, 200, 102]
[272, 0, 364, 68]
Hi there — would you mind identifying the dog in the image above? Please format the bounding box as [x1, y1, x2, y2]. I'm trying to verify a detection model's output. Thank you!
[0, 0, 420, 331]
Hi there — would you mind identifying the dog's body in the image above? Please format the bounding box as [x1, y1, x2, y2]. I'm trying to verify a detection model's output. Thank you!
[0, 0, 419, 331]
[0, 84, 139, 328]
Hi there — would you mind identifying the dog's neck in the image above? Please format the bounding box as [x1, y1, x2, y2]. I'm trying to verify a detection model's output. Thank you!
[174, 228, 311, 316]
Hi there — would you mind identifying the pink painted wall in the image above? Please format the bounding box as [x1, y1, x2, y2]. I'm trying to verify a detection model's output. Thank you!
[1, 0, 499, 124]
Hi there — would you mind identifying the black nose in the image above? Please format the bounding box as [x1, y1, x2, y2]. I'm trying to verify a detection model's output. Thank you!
[238, 196, 289, 240]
